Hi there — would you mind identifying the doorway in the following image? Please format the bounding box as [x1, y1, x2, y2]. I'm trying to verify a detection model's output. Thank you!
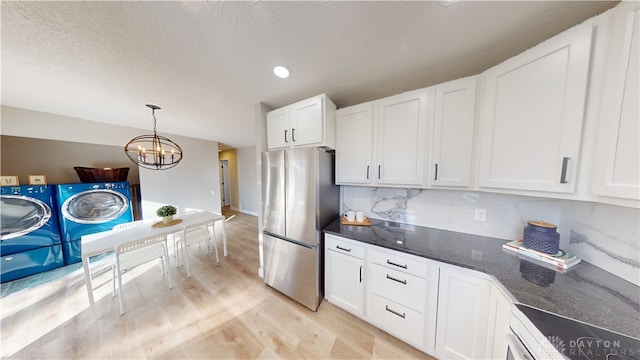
[220, 160, 231, 207]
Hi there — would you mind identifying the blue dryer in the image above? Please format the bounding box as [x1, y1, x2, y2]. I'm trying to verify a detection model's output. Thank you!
[55, 182, 133, 264]
[0, 185, 64, 283]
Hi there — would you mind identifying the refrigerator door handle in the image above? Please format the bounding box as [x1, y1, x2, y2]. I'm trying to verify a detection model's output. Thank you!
[263, 231, 316, 249]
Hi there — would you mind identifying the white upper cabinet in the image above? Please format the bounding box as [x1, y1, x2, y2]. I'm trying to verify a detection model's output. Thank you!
[335, 89, 429, 187]
[335, 102, 374, 184]
[477, 22, 593, 193]
[430, 76, 478, 188]
[266, 107, 290, 149]
[266, 94, 336, 150]
[592, 4, 640, 201]
[375, 89, 429, 186]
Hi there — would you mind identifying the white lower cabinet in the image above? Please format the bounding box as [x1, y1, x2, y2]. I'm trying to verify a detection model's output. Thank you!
[485, 285, 514, 359]
[324, 234, 512, 358]
[324, 235, 365, 317]
[434, 265, 493, 359]
[368, 293, 426, 348]
[366, 247, 438, 351]
[369, 263, 426, 312]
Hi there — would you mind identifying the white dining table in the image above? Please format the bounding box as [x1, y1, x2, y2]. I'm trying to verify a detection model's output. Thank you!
[80, 211, 226, 314]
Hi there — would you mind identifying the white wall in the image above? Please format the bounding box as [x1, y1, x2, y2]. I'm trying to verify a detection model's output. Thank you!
[1, 105, 144, 146]
[1, 105, 221, 218]
[342, 186, 640, 285]
[236, 146, 259, 216]
[139, 135, 221, 219]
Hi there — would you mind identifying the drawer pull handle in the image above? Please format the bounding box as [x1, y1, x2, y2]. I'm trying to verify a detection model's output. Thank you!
[336, 245, 351, 253]
[385, 305, 406, 319]
[386, 274, 407, 285]
[386, 259, 407, 269]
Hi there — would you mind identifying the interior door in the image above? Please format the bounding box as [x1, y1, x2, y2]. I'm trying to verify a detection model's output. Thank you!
[219, 160, 231, 207]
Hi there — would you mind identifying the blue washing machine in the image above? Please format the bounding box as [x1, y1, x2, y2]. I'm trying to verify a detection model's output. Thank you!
[0, 185, 65, 283]
[55, 182, 133, 264]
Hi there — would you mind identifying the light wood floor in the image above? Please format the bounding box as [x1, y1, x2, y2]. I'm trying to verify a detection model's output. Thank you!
[1, 209, 433, 359]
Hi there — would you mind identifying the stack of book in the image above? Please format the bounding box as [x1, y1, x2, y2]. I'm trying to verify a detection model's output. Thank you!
[502, 239, 581, 271]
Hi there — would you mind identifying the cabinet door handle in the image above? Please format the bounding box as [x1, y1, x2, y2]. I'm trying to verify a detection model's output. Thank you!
[359, 265, 363, 283]
[385, 305, 406, 319]
[292, 128, 296, 142]
[386, 259, 408, 269]
[284, 129, 288, 143]
[378, 165, 381, 179]
[434, 163, 439, 181]
[386, 274, 407, 285]
[366, 165, 370, 180]
[336, 245, 351, 253]
[560, 157, 570, 184]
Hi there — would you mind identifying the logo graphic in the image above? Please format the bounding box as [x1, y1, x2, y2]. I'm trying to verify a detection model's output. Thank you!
[545, 335, 566, 354]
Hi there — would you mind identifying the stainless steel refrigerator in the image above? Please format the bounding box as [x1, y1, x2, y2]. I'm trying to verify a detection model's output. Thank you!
[262, 147, 339, 311]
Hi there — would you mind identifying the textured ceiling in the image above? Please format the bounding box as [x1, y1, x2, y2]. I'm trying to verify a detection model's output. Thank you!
[1, 1, 618, 149]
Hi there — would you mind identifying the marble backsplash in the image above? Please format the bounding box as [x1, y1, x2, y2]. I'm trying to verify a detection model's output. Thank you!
[341, 186, 640, 286]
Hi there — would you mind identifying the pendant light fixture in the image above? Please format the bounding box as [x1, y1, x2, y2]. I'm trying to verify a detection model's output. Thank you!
[124, 104, 183, 170]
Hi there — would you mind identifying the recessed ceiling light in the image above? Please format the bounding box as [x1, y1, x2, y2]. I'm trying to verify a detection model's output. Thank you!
[438, 0, 460, 7]
[273, 66, 290, 79]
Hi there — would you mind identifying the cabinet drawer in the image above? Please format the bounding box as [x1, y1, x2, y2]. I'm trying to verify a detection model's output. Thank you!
[370, 248, 427, 278]
[370, 263, 427, 313]
[325, 234, 365, 259]
[368, 293, 425, 349]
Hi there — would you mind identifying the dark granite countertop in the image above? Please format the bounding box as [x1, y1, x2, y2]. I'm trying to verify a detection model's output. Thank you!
[324, 217, 640, 341]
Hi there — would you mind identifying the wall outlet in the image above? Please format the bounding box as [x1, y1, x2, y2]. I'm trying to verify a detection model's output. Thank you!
[471, 249, 484, 261]
[474, 208, 487, 222]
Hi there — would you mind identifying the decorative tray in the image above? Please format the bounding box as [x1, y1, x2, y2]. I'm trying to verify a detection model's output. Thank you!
[152, 219, 183, 228]
[341, 216, 371, 226]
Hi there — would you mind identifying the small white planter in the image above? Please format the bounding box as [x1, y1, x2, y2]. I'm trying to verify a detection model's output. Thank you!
[162, 215, 174, 224]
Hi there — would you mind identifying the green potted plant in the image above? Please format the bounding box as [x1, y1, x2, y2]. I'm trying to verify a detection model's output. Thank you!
[156, 205, 177, 224]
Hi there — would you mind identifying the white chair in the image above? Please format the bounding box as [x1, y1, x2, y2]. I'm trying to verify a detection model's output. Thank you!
[89, 220, 148, 297]
[113, 220, 146, 230]
[170, 211, 198, 256]
[88, 257, 116, 299]
[176, 220, 219, 277]
[114, 232, 172, 315]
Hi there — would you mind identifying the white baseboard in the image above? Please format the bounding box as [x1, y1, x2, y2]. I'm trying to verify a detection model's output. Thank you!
[239, 209, 259, 216]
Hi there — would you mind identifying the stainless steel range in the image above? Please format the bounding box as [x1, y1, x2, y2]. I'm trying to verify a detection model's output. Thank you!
[508, 304, 640, 360]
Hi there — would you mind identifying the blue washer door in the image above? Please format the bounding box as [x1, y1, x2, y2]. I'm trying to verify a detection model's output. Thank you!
[62, 189, 129, 224]
[0, 195, 61, 256]
[59, 188, 133, 242]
